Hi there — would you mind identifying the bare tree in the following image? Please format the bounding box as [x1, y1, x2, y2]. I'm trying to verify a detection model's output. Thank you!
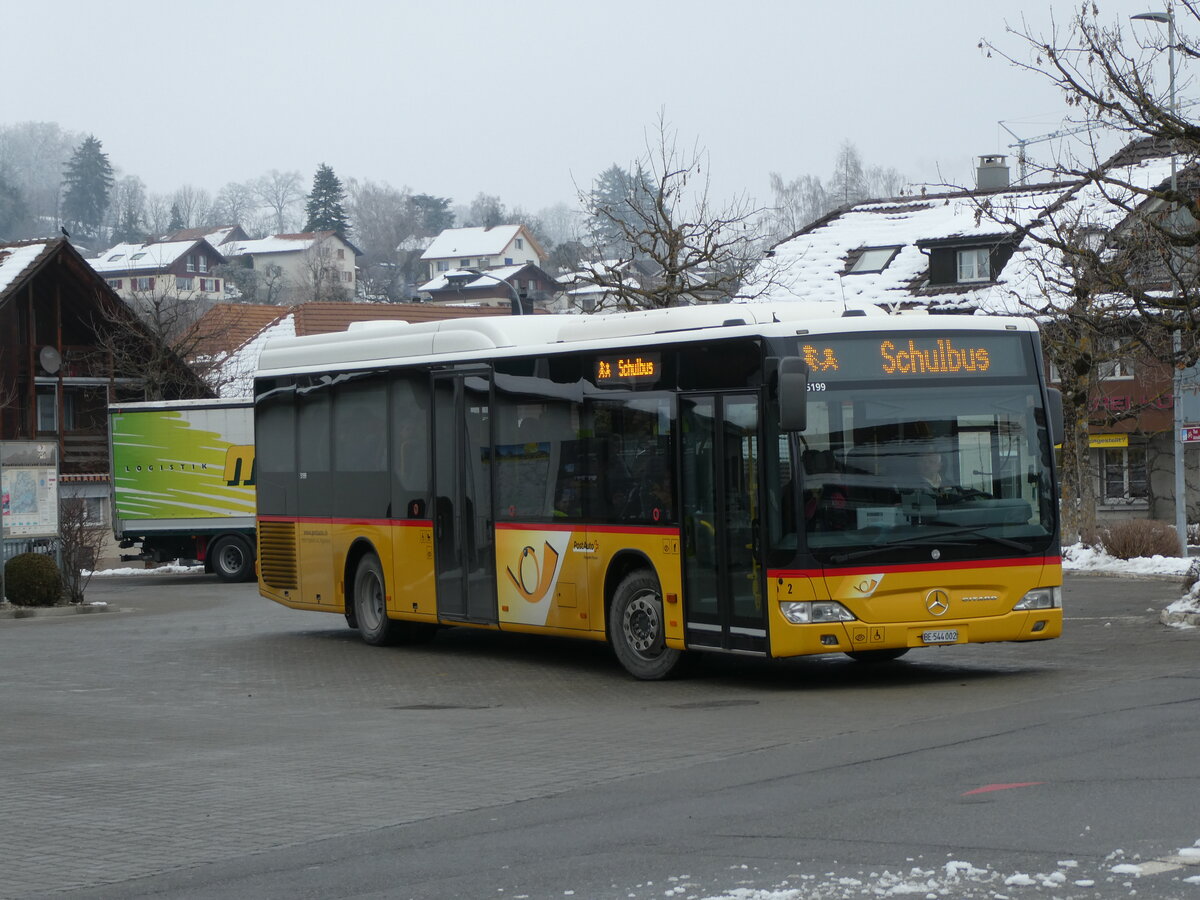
[90, 285, 224, 399]
[579, 112, 769, 309]
[299, 234, 351, 303]
[212, 180, 260, 226]
[347, 178, 416, 300]
[59, 497, 107, 602]
[169, 185, 214, 230]
[982, 6, 1200, 539]
[255, 170, 304, 234]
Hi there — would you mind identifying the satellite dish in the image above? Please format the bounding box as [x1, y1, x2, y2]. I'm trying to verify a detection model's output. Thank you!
[39, 346, 61, 374]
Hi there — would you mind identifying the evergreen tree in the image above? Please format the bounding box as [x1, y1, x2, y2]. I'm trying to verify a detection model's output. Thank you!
[408, 193, 454, 236]
[0, 170, 29, 239]
[304, 163, 350, 236]
[588, 163, 655, 258]
[167, 203, 185, 233]
[61, 135, 114, 239]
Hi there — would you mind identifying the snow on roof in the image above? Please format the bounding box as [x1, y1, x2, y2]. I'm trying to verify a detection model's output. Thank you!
[90, 240, 204, 273]
[0, 242, 51, 297]
[420, 225, 524, 260]
[419, 264, 528, 292]
[213, 313, 297, 398]
[224, 231, 336, 256]
[742, 184, 1072, 313]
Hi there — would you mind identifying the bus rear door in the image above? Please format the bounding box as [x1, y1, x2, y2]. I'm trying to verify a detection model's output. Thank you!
[432, 371, 497, 624]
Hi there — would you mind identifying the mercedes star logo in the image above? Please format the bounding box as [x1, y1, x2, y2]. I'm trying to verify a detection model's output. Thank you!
[926, 590, 950, 617]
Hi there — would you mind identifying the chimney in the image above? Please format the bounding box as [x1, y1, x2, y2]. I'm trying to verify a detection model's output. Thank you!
[976, 155, 1010, 190]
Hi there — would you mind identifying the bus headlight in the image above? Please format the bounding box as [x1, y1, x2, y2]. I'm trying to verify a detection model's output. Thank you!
[780, 600, 857, 624]
[1012, 587, 1062, 610]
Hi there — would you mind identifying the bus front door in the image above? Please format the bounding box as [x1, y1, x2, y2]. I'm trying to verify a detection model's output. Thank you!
[432, 371, 497, 624]
[679, 393, 767, 654]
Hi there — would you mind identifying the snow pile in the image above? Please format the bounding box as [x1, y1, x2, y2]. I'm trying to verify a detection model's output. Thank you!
[1061, 542, 1194, 577]
[85, 565, 204, 577]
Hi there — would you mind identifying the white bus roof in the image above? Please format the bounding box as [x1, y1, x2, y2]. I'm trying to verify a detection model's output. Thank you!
[255, 302, 1037, 380]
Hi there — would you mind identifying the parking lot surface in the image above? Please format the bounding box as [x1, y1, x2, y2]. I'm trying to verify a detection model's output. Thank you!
[2, 572, 1197, 898]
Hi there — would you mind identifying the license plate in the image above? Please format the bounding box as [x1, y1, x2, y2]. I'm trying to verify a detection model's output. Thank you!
[921, 629, 959, 644]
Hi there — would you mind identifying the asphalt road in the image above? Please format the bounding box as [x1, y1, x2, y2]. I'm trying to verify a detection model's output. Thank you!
[2, 572, 1197, 899]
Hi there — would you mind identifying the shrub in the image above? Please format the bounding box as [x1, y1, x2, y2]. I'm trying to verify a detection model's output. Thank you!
[4, 552, 63, 607]
[1098, 519, 1180, 560]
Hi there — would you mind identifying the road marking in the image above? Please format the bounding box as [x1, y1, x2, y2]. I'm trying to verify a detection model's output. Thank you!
[962, 782, 1045, 795]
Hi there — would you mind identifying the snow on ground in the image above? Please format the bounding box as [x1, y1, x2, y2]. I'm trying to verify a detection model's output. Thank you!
[85, 564, 203, 577]
[632, 840, 1200, 898]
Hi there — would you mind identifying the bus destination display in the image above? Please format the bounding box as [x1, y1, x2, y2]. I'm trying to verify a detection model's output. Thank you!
[595, 352, 662, 386]
[797, 333, 1029, 382]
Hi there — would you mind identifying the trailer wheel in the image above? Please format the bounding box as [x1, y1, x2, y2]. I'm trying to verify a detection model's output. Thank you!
[211, 535, 255, 583]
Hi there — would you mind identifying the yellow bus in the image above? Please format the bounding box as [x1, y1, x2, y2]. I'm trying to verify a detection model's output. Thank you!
[253, 303, 1063, 679]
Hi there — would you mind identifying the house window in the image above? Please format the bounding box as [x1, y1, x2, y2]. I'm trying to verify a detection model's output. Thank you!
[200, 278, 220, 292]
[106, 279, 122, 290]
[1103, 447, 1147, 502]
[460, 259, 471, 268]
[337, 249, 345, 259]
[848, 247, 899, 274]
[342, 271, 353, 283]
[107, 253, 124, 262]
[198, 255, 208, 273]
[515, 238, 524, 250]
[437, 261, 450, 272]
[177, 277, 195, 291]
[505, 257, 513, 265]
[957, 248, 991, 282]
[37, 391, 57, 432]
[1097, 339, 1134, 380]
[186, 255, 196, 272]
[133, 276, 154, 291]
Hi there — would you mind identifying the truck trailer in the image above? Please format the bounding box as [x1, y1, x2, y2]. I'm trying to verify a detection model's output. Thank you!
[108, 398, 257, 582]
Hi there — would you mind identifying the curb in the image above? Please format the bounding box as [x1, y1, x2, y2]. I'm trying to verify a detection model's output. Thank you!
[0, 604, 118, 620]
[1161, 610, 1200, 627]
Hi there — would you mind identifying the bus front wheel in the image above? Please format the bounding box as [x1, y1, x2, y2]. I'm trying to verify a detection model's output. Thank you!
[610, 570, 682, 680]
[353, 554, 399, 646]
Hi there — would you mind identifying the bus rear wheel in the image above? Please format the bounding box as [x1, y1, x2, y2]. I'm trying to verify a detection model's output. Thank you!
[610, 570, 682, 680]
[353, 554, 400, 646]
[845, 648, 910, 662]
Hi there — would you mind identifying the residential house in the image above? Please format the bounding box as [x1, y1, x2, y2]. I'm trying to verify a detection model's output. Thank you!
[0, 238, 209, 532]
[417, 263, 560, 312]
[222, 231, 362, 305]
[744, 148, 1188, 529]
[419, 225, 545, 283]
[90, 237, 227, 308]
[164, 224, 251, 249]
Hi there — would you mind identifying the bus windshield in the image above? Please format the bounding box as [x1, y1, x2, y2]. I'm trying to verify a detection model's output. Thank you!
[793, 383, 1056, 564]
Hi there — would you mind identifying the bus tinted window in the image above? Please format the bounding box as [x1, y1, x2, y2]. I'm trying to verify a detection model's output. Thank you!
[390, 375, 430, 519]
[333, 378, 388, 519]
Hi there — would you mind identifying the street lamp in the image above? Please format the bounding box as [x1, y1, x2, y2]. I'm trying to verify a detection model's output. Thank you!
[1132, 6, 1186, 554]
[443, 268, 526, 315]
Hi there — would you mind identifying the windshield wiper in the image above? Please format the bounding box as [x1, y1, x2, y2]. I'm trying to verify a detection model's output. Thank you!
[828, 525, 1032, 564]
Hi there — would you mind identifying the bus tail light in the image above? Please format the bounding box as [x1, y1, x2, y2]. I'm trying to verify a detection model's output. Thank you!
[780, 600, 856, 625]
[1013, 587, 1062, 610]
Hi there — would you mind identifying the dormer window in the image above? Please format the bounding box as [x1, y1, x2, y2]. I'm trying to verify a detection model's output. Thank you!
[130, 252, 146, 261]
[107, 253, 124, 262]
[956, 248, 991, 283]
[846, 246, 900, 274]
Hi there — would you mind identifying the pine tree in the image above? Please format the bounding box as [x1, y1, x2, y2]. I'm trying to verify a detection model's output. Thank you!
[168, 203, 185, 233]
[588, 163, 655, 258]
[61, 135, 114, 239]
[0, 170, 29, 239]
[304, 163, 350, 236]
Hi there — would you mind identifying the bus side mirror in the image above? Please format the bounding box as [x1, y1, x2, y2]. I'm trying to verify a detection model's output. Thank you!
[1046, 388, 1064, 446]
[778, 357, 809, 432]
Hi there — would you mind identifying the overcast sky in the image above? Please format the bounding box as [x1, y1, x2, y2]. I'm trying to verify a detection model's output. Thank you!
[8, 0, 1185, 217]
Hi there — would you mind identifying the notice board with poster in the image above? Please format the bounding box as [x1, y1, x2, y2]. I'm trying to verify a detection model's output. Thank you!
[0, 442, 59, 539]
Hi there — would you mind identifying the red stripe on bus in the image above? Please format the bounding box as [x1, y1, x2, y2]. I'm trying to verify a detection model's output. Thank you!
[257, 515, 433, 527]
[768, 556, 1062, 579]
